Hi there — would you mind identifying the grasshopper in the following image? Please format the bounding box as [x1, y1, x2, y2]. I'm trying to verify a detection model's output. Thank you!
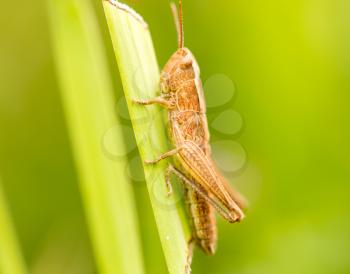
[134, 0, 246, 256]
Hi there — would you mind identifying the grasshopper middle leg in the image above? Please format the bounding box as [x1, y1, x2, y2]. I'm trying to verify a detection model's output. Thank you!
[144, 147, 183, 164]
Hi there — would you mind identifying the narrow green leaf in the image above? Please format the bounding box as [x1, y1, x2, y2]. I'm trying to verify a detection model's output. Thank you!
[47, 0, 145, 274]
[103, 1, 191, 274]
[0, 180, 27, 274]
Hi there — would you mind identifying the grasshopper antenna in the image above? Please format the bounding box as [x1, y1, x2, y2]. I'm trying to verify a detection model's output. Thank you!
[170, 0, 184, 49]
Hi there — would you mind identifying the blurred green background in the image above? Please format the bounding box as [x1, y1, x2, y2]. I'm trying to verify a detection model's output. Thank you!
[1, 0, 350, 274]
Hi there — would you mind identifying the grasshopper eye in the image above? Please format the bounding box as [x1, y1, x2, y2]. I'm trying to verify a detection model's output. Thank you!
[179, 58, 192, 69]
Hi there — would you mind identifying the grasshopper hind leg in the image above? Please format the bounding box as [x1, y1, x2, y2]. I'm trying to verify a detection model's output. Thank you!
[166, 164, 241, 223]
[185, 187, 217, 255]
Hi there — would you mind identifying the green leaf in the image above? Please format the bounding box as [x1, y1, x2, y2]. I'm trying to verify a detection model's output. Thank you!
[0, 181, 27, 274]
[103, 1, 191, 274]
[47, 0, 145, 273]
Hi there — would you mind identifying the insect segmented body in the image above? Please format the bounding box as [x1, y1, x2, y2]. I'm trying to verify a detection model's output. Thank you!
[161, 46, 218, 254]
[134, 0, 246, 256]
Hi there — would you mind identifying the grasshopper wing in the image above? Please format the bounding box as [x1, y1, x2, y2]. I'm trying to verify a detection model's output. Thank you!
[215, 167, 248, 209]
[176, 141, 245, 223]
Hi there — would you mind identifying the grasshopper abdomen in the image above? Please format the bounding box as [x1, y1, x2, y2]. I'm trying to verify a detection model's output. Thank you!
[186, 188, 217, 255]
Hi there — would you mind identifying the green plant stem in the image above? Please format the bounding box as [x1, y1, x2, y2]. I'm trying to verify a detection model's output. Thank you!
[47, 0, 145, 273]
[103, 1, 191, 274]
[0, 181, 27, 274]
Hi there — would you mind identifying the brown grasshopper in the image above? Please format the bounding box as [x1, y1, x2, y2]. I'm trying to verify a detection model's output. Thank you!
[134, 0, 246, 255]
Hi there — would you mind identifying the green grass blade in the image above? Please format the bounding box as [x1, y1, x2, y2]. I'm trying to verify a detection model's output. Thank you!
[103, 1, 191, 274]
[0, 181, 27, 274]
[47, 0, 145, 274]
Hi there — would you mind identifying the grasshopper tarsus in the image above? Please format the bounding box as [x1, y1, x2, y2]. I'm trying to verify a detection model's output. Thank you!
[132, 98, 146, 105]
[144, 159, 156, 165]
[185, 236, 194, 274]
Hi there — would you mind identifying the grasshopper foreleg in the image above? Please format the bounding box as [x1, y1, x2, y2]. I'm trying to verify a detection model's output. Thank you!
[133, 96, 172, 108]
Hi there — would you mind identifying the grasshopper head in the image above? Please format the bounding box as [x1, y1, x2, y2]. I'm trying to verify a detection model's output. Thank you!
[160, 47, 200, 94]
